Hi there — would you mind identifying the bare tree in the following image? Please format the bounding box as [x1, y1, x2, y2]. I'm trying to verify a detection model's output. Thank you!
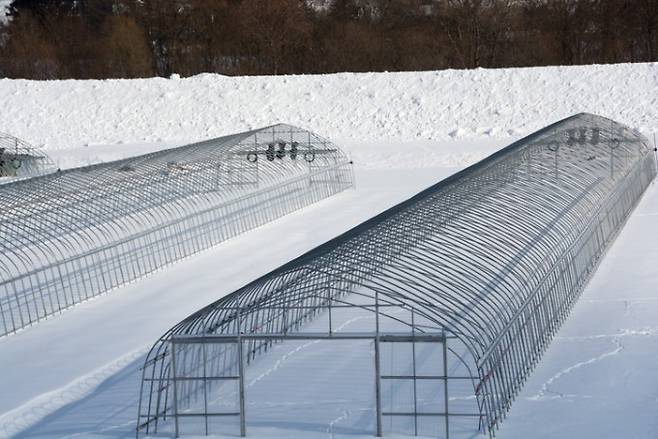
[1, 0, 657, 79]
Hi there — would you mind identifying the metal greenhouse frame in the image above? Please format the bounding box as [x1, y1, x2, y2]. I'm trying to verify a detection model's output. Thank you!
[0, 132, 56, 180]
[136, 114, 656, 438]
[0, 124, 353, 336]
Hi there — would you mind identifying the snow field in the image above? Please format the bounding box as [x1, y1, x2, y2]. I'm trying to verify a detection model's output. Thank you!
[0, 164, 468, 439]
[0, 64, 657, 438]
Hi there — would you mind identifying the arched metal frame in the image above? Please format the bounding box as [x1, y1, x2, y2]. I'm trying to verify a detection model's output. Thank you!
[136, 114, 656, 438]
[0, 124, 354, 336]
[0, 132, 56, 181]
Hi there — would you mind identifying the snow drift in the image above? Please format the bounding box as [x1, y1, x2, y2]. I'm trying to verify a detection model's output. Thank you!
[0, 63, 657, 152]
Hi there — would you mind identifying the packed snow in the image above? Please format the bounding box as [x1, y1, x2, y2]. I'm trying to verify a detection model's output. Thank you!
[0, 63, 657, 439]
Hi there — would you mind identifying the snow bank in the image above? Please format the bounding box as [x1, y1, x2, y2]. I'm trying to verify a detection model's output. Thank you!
[0, 63, 657, 439]
[1, 63, 657, 150]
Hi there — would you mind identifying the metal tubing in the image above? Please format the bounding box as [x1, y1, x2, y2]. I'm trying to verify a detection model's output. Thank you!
[135, 114, 656, 438]
[375, 291, 383, 437]
[0, 124, 353, 337]
[171, 332, 447, 343]
[169, 339, 180, 438]
[443, 334, 450, 439]
[237, 339, 246, 437]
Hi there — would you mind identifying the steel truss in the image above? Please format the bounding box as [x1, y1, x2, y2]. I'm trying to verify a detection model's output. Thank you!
[136, 113, 656, 438]
[0, 124, 353, 336]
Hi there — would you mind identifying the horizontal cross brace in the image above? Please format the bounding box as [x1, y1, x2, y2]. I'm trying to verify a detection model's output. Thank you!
[171, 332, 446, 343]
[383, 412, 481, 417]
[381, 375, 474, 381]
[144, 376, 239, 382]
[174, 412, 240, 417]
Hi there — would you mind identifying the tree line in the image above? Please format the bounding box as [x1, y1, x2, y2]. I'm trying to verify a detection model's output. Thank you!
[1, 0, 656, 79]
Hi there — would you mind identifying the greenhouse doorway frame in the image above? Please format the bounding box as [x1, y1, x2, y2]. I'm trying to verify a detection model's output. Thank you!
[166, 329, 481, 439]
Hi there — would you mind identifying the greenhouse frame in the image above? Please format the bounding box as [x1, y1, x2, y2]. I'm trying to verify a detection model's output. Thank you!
[0, 124, 353, 336]
[0, 132, 56, 180]
[136, 114, 656, 438]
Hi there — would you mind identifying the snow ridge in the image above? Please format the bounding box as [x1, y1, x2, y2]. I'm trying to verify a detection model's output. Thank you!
[0, 63, 657, 151]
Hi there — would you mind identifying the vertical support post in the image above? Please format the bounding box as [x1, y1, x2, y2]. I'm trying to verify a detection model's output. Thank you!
[282, 301, 288, 335]
[610, 121, 616, 179]
[653, 133, 658, 171]
[238, 338, 246, 437]
[237, 304, 246, 437]
[254, 133, 259, 187]
[202, 342, 209, 435]
[170, 338, 180, 438]
[411, 309, 418, 436]
[307, 131, 312, 185]
[328, 291, 333, 335]
[374, 291, 383, 437]
[442, 331, 449, 439]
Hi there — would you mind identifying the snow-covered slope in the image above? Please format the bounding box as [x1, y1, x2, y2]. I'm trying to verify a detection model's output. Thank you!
[0, 1, 9, 20]
[1, 63, 657, 152]
[0, 65, 657, 439]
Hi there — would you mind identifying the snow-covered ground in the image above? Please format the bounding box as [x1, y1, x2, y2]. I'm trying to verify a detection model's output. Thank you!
[0, 1, 9, 20]
[0, 64, 657, 439]
[1, 63, 658, 152]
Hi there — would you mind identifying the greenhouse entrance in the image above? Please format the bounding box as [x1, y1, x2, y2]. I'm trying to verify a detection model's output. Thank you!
[165, 328, 480, 438]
